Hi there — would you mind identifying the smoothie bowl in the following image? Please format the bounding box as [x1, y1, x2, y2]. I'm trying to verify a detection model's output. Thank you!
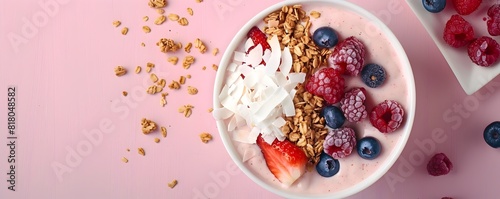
[212, 0, 416, 198]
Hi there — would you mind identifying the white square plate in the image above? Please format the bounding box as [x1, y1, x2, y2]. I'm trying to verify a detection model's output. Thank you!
[406, 0, 500, 95]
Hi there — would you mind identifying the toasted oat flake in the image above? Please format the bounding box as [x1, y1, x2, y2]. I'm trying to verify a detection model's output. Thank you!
[157, 38, 182, 53]
[199, 132, 212, 143]
[143, 26, 151, 33]
[178, 104, 194, 118]
[168, 56, 179, 65]
[212, 64, 218, 71]
[161, 126, 167, 137]
[179, 76, 186, 84]
[186, 74, 191, 79]
[138, 148, 146, 156]
[187, 86, 198, 95]
[160, 96, 167, 107]
[154, 138, 160, 143]
[182, 56, 195, 69]
[122, 91, 128, 96]
[141, 42, 146, 47]
[157, 8, 165, 14]
[202, 66, 207, 70]
[143, 16, 149, 21]
[113, 20, 121, 27]
[155, 15, 166, 25]
[207, 108, 213, 113]
[168, 81, 181, 90]
[168, 13, 179, 21]
[141, 118, 157, 134]
[195, 0, 203, 2]
[184, 42, 192, 53]
[121, 27, 128, 35]
[187, 8, 193, 16]
[147, 85, 161, 94]
[178, 17, 188, 26]
[212, 48, 219, 56]
[194, 38, 207, 53]
[310, 11, 321, 18]
[135, 66, 142, 74]
[168, 180, 178, 188]
[150, 73, 159, 83]
[114, 66, 127, 76]
[121, 157, 129, 163]
[157, 79, 166, 88]
[148, 0, 167, 8]
[146, 62, 155, 73]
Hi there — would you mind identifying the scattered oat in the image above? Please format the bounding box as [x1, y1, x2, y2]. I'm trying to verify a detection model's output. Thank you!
[126, 148, 130, 152]
[178, 17, 188, 26]
[168, 13, 180, 21]
[146, 85, 163, 94]
[157, 8, 165, 14]
[178, 104, 194, 118]
[187, 8, 193, 16]
[135, 66, 142, 74]
[143, 16, 149, 21]
[157, 38, 182, 53]
[155, 15, 167, 25]
[310, 11, 321, 18]
[122, 91, 128, 96]
[150, 73, 159, 83]
[146, 62, 155, 73]
[122, 157, 129, 163]
[199, 132, 212, 143]
[121, 27, 129, 35]
[202, 66, 207, 70]
[160, 95, 167, 106]
[212, 64, 218, 71]
[113, 20, 121, 27]
[194, 38, 207, 54]
[157, 79, 166, 88]
[182, 56, 195, 69]
[138, 148, 146, 156]
[187, 86, 198, 95]
[114, 66, 127, 76]
[168, 180, 178, 188]
[143, 26, 151, 33]
[168, 56, 179, 65]
[212, 48, 219, 56]
[141, 118, 157, 134]
[161, 126, 167, 137]
[154, 138, 160, 143]
[207, 108, 213, 113]
[186, 74, 192, 79]
[168, 81, 181, 90]
[195, 0, 203, 2]
[148, 0, 167, 8]
[184, 42, 192, 53]
[179, 76, 186, 84]
[141, 42, 146, 47]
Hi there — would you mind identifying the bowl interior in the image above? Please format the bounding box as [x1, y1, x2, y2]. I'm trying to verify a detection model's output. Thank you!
[213, 0, 416, 198]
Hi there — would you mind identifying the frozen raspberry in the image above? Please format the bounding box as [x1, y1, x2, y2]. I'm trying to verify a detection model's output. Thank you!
[487, 4, 500, 36]
[452, 0, 482, 15]
[467, 36, 500, 67]
[427, 153, 453, 176]
[305, 68, 345, 104]
[328, 37, 365, 76]
[340, 87, 367, 123]
[323, 127, 356, 159]
[443, 14, 475, 48]
[369, 100, 404, 133]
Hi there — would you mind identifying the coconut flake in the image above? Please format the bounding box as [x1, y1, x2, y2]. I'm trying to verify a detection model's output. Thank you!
[244, 38, 254, 52]
[245, 44, 263, 67]
[279, 47, 293, 77]
[233, 51, 246, 63]
[265, 36, 282, 75]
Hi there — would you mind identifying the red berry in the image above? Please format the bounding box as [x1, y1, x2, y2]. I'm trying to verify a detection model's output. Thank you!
[247, 26, 271, 53]
[467, 36, 500, 67]
[369, 100, 404, 133]
[340, 87, 367, 123]
[427, 153, 453, 176]
[487, 4, 500, 36]
[323, 127, 356, 159]
[328, 36, 365, 76]
[443, 15, 475, 48]
[452, 0, 482, 15]
[305, 68, 345, 104]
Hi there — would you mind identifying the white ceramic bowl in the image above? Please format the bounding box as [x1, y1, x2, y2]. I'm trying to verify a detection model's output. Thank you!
[213, 0, 416, 198]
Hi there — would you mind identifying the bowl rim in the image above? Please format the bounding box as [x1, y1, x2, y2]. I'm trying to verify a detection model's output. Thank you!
[212, 0, 416, 198]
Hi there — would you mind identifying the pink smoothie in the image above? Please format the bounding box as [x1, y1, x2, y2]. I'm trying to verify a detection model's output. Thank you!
[222, 2, 412, 197]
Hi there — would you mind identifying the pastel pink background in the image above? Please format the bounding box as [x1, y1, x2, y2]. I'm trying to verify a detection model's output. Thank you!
[1, 0, 499, 199]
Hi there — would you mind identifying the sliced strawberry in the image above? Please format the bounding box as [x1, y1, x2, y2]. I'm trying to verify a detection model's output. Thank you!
[247, 26, 271, 53]
[256, 134, 307, 187]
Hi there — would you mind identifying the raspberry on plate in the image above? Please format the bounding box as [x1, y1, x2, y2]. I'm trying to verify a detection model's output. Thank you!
[305, 67, 345, 104]
[340, 87, 367, 123]
[443, 14, 475, 48]
[369, 100, 404, 133]
[467, 36, 500, 67]
[427, 153, 453, 176]
[452, 0, 482, 15]
[328, 36, 366, 76]
[487, 4, 500, 36]
[323, 127, 357, 159]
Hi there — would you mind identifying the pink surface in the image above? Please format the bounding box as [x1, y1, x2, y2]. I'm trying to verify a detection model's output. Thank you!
[0, 1, 499, 199]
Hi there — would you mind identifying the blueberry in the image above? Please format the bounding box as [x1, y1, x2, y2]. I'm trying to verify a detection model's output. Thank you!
[422, 0, 446, 13]
[361, 63, 386, 88]
[357, 137, 382, 160]
[321, 105, 345, 129]
[484, 121, 500, 148]
[312, 26, 339, 49]
[316, 152, 340, 177]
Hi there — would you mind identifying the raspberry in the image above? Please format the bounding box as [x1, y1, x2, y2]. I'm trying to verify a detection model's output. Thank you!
[487, 4, 500, 36]
[340, 87, 367, 123]
[328, 36, 365, 76]
[369, 100, 404, 133]
[452, 0, 482, 15]
[467, 36, 500, 67]
[427, 153, 453, 176]
[323, 127, 356, 159]
[443, 14, 475, 48]
[305, 68, 345, 104]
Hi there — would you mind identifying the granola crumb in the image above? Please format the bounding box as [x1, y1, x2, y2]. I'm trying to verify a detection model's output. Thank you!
[195, 0, 203, 2]
[113, 20, 121, 27]
[184, 42, 192, 53]
[122, 91, 128, 96]
[155, 15, 166, 25]
[121, 27, 129, 35]
[141, 42, 146, 47]
[148, 0, 167, 8]
[126, 148, 130, 152]
[157, 38, 182, 53]
[157, 9, 165, 14]
[212, 64, 218, 71]
[135, 66, 142, 74]
[179, 76, 186, 85]
[168, 13, 180, 21]
[160, 93, 167, 107]
[310, 11, 321, 19]
[199, 132, 213, 143]
[122, 157, 129, 163]
[114, 66, 127, 76]
[178, 17, 188, 26]
[207, 108, 213, 113]
[154, 138, 160, 143]
[187, 86, 198, 95]
[141, 118, 157, 134]
[212, 48, 219, 56]
[202, 66, 206, 70]
[186, 74, 191, 79]
[150, 73, 159, 83]
[146, 62, 155, 73]
[143, 16, 149, 21]
[183, 56, 195, 69]
[168, 81, 181, 90]
[142, 26, 151, 33]
[161, 126, 167, 138]
[178, 104, 194, 118]
[187, 8, 193, 16]
[138, 148, 146, 156]
[168, 56, 179, 65]
[194, 38, 207, 54]
[168, 179, 178, 188]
